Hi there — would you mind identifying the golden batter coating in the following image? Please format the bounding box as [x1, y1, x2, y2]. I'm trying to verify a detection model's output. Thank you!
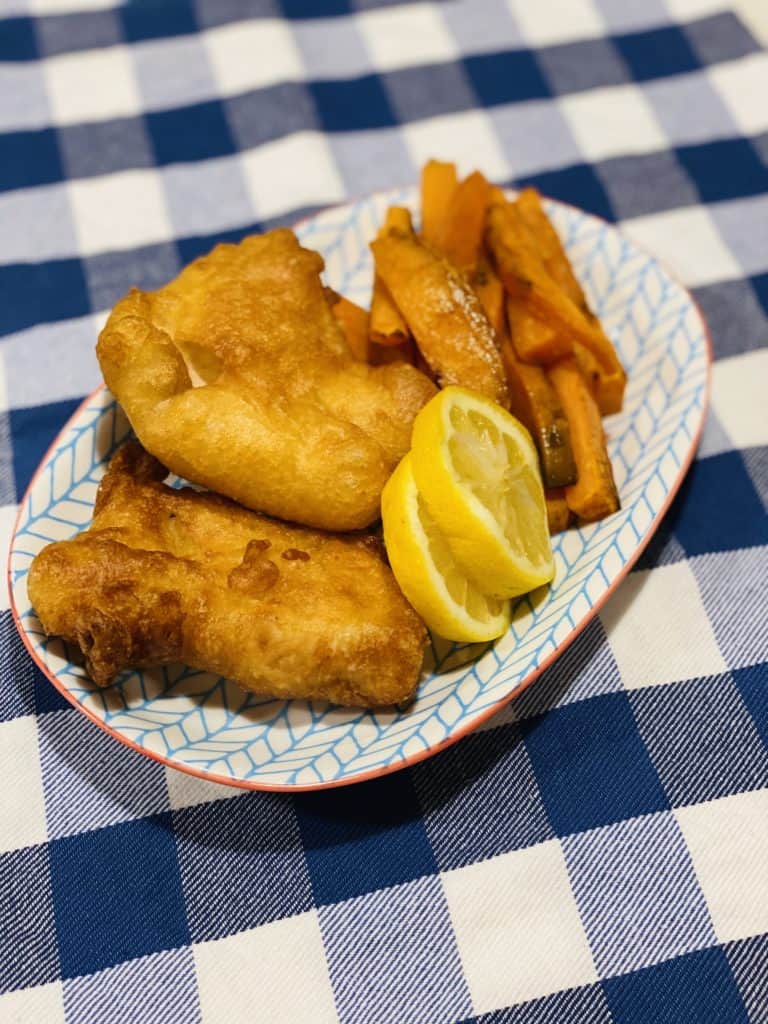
[96, 229, 436, 531]
[27, 443, 427, 708]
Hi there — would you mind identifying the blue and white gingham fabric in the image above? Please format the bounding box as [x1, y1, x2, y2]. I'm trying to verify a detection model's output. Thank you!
[1, 1, 767, 1021]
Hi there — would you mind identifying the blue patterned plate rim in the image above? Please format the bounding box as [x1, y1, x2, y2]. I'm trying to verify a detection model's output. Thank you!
[7, 189, 712, 791]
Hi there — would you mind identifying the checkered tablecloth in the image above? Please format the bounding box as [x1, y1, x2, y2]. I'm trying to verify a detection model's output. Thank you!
[1, 1, 767, 1021]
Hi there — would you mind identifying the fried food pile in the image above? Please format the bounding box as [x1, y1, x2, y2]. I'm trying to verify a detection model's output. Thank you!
[28, 443, 426, 707]
[329, 162, 623, 533]
[29, 167, 625, 709]
[97, 228, 435, 532]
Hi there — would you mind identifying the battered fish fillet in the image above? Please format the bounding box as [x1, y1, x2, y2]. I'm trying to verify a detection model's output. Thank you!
[96, 229, 436, 531]
[27, 443, 427, 707]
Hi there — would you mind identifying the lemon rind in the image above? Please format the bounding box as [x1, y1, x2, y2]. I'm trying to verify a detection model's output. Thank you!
[382, 456, 511, 642]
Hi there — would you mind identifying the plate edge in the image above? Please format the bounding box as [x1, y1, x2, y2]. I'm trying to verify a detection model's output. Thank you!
[6, 193, 715, 792]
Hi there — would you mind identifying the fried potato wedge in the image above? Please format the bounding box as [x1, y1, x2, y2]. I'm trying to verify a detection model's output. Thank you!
[369, 338, 417, 366]
[420, 159, 458, 247]
[370, 206, 413, 346]
[439, 170, 491, 274]
[549, 357, 620, 522]
[545, 487, 571, 534]
[516, 188, 626, 412]
[329, 293, 370, 361]
[487, 201, 593, 355]
[500, 331, 577, 488]
[371, 232, 509, 406]
[506, 294, 571, 364]
[471, 254, 505, 337]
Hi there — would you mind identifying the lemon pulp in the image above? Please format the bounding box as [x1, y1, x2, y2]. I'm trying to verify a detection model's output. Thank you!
[411, 386, 554, 598]
[381, 454, 510, 642]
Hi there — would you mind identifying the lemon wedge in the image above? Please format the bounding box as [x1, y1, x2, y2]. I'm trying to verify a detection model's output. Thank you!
[381, 454, 511, 642]
[410, 386, 554, 599]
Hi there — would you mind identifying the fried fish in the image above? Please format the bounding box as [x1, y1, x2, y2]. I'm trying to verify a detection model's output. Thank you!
[97, 229, 436, 532]
[27, 443, 427, 707]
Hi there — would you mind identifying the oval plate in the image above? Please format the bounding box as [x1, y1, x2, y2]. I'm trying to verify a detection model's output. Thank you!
[8, 188, 710, 791]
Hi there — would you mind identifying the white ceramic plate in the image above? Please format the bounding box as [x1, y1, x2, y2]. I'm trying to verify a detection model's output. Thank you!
[8, 187, 710, 790]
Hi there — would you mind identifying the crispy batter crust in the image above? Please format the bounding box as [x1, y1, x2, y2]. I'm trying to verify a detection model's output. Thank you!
[28, 443, 427, 707]
[96, 229, 436, 531]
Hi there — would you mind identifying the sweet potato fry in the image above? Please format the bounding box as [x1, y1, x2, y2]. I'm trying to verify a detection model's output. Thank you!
[573, 341, 600, 389]
[371, 232, 509, 406]
[385, 206, 413, 236]
[487, 201, 601, 354]
[439, 170, 491, 273]
[516, 188, 626, 413]
[506, 294, 571, 364]
[492, 195, 571, 362]
[516, 188, 573, 287]
[574, 340, 624, 420]
[548, 357, 620, 522]
[545, 488, 571, 534]
[370, 206, 413, 346]
[369, 338, 417, 366]
[329, 294, 369, 362]
[500, 332, 577, 488]
[575, 329, 625, 414]
[471, 255, 505, 338]
[370, 277, 408, 346]
[594, 372, 625, 415]
[420, 160, 458, 248]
